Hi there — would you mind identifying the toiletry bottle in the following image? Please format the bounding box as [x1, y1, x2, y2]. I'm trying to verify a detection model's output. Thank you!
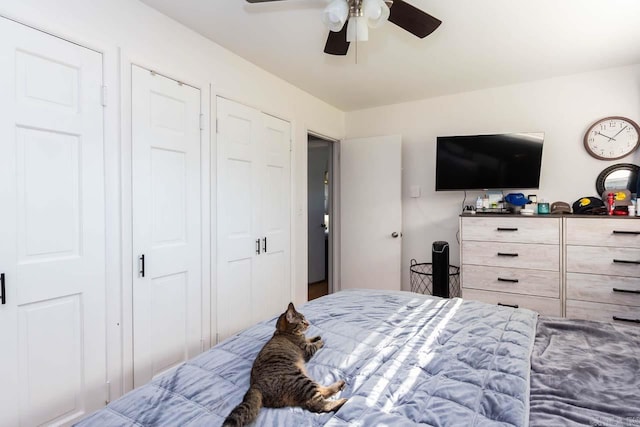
[476, 196, 483, 210]
[482, 194, 489, 209]
[607, 192, 614, 215]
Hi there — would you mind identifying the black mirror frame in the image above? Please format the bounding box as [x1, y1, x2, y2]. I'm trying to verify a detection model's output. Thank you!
[595, 163, 640, 196]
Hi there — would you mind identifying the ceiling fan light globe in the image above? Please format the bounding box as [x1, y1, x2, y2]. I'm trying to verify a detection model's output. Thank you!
[363, 0, 390, 28]
[346, 16, 369, 42]
[322, 0, 349, 32]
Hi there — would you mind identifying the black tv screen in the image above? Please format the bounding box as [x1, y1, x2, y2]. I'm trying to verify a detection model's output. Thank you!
[435, 132, 544, 191]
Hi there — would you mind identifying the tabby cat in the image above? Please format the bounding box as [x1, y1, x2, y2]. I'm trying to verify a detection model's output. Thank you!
[222, 303, 347, 427]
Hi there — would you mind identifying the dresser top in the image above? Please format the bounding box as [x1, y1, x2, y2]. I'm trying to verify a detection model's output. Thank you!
[460, 213, 640, 219]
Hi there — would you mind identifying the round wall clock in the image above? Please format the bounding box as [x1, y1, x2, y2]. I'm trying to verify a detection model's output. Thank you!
[583, 116, 640, 160]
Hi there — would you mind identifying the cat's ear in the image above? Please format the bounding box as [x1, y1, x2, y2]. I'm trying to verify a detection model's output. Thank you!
[286, 302, 296, 322]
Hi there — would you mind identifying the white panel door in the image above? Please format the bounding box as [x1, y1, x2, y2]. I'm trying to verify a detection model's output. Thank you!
[132, 65, 202, 387]
[216, 97, 262, 340]
[258, 114, 291, 322]
[216, 98, 291, 341]
[340, 135, 402, 291]
[0, 18, 106, 427]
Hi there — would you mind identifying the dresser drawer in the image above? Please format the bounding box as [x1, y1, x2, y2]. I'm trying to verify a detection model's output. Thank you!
[462, 289, 561, 316]
[566, 272, 640, 307]
[462, 265, 559, 298]
[462, 241, 560, 271]
[566, 245, 640, 276]
[566, 299, 640, 325]
[461, 217, 560, 244]
[566, 217, 640, 248]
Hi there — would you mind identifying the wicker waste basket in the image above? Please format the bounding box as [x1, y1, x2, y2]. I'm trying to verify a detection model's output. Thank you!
[409, 259, 460, 298]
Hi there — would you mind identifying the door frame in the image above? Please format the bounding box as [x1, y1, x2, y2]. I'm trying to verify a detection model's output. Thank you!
[120, 50, 211, 395]
[307, 131, 340, 295]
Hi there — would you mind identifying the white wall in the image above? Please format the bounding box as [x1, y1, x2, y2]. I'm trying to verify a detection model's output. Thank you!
[346, 64, 640, 291]
[0, 0, 345, 400]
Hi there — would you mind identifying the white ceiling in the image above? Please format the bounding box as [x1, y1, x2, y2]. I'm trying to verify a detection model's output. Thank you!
[140, 0, 640, 111]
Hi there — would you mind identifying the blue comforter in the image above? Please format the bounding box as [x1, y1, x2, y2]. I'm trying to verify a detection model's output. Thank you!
[77, 290, 538, 426]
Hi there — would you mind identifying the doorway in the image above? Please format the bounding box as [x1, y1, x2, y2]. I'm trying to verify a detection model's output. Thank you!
[308, 134, 334, 300]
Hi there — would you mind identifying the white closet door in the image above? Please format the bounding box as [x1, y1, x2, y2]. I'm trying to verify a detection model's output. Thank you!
[132, 65, 202, 387]
[0, 18, 106, 427]
[258, 114, 291, 321]
[216, 98, 291, 341]
[216, 97, 262, 340]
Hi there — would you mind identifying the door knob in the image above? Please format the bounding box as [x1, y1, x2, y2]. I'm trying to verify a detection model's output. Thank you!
[391, 232, 399, 238]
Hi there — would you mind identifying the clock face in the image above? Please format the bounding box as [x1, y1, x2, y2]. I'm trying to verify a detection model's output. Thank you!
[584, 116, 640, 160]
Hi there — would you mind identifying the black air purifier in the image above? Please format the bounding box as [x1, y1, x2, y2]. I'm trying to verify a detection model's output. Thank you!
[432, 241, 450, 298]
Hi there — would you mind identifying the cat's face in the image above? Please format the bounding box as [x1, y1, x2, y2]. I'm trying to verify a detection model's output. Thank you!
[278, 302, 309, 334]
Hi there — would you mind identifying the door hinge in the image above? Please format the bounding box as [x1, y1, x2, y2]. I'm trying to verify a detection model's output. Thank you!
[105, 381, 111, 404]
[199, 114, 204, 131]
[215, 118, 219, 133]
[101, 86, 107, 107]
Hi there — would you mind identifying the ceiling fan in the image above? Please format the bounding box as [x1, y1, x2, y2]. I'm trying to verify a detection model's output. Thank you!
[245, 0, 442, 55]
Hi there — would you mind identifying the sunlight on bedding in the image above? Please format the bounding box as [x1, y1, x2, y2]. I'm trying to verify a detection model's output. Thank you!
[367, 298, 463, 411]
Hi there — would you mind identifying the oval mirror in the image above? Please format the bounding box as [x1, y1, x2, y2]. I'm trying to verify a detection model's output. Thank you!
[595, 163, 640, 196]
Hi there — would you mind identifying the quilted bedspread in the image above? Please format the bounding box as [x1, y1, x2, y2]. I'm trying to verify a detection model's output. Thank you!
[77, 289, 538, 427]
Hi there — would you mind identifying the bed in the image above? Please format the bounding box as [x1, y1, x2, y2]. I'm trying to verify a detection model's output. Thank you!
[77, 290, 640, 426]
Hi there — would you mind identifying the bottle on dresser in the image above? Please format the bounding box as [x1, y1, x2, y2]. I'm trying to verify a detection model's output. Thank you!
[482, 194, 489, 209]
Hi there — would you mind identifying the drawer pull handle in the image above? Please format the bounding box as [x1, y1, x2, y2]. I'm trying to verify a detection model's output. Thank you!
[497, 227, 518, 232]
[498, 302, 519, 308]
[612, 230, 640, 235]
[497, 252, 519, 257]
[612, 316, 640, 324]
[613, 259, 640, 265]
[497, 277, 519, 283]
[612, 288, 640, 294]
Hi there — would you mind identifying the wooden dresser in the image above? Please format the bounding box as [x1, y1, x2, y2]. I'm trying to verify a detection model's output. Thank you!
[460, 216, 562, 316]
[565, 217, 640, 325]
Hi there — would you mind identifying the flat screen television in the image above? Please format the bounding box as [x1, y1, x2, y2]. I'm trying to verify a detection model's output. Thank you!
[435, 132, 544, 191]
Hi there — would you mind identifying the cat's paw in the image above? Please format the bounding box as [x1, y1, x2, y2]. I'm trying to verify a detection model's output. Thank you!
[334, 398, 348, 410]
[309, 335, 322, 343]
[337, 380, 346, 391]
[315, 340, 325, 349]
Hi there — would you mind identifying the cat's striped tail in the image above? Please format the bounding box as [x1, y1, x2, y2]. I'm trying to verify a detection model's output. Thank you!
[222, 386, 263, 427]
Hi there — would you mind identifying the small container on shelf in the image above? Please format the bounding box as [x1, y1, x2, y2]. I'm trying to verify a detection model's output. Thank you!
[537, 200, 550, 214]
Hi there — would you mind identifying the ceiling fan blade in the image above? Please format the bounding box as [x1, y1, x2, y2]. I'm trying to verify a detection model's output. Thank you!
[324, 24, 350, 55]
[245, 0, 287, 3]
[388, 0, 442, 38]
